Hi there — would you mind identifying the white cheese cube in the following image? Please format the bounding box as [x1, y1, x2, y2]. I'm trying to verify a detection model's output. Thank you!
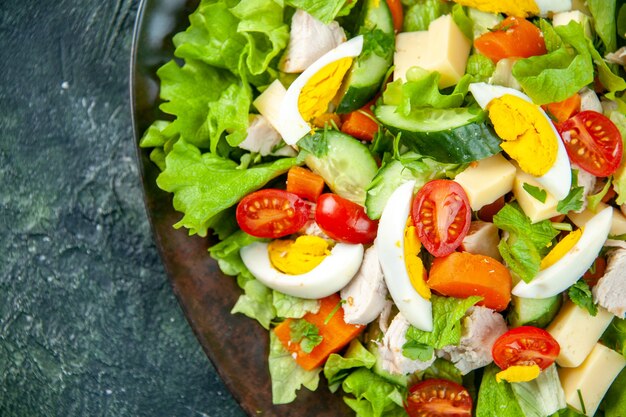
[454, 154, 516, 211]
[568, 202, 626, 236]
[393, 31, 428, 82]
[546, 300, 614, 367]
[252, 80, 294, 142]
[512, 169, 561, 223]
[559, 343, 626, 416]
[392, 15, 470, 88]
[426, 15, 471, 88]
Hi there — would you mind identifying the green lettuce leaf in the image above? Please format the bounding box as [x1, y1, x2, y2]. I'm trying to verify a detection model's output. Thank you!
[342, 368, 407, 417]
[157, 59, 251, 151]
[465, 53, 496, 83]
[157, 140, 297, 236]
[403, 0, 452, 32]
[272, 291, 320, 319]
[511, 364, 566, 417]
[610, 111, 626, 205]
[173, 0, 288, 79]
[285, 0, 353, 24]
[476, 364, 525, 417]
[603, 368, 626, 417]
[601, 317, 626, 357]
[513, 22, 594, 105]
[451, 4, 473, 40]
[539, 19, 562, 53]
[383, 68, 472, 112]
[231, 278, 276, 329]
[209, 230, 262, 276]
[404, 295, 481, 357]
[587, 0, 617, 53]
[268, 331, 320, 404]
[494, 203, 559, 283]
[419, 358, 463, 385]
[324, 339, 376, 392]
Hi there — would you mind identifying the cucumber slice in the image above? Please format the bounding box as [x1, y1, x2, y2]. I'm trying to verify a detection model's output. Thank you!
[375, 105, 502, 163]
[365, 159, 415, 220]
[298, 130, 377, 205]
[336, 0, 394, 114]
[508, 295, 563, 328]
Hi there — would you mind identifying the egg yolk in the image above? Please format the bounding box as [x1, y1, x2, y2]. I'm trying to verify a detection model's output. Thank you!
[488, 94, 558, 176]
[540, 228, 584, 270]
[268, 235, 330, 275]
[298, 57, 353, 123]
[404, 222, 431, 300]
[451, 0, 539, 17]
[496, 364, 541, 383]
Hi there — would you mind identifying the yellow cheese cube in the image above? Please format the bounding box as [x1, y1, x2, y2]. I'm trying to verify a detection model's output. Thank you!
[512, 169, 560, 223]
[454, 154, 516, 211]
[253, 80, 289, 138]
[393, 31, 428, 82]
[546, 301, 614, 368]
[426, 14, 471, 88]
[392, 15, 470, 88]
[568, 202, 626, 236]
[559, 343, 626, 416]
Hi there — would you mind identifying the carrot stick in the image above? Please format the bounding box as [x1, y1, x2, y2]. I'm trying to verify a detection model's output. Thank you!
[385, 0, 404, 33]
[274, 293, 364, 370]
[340, 106, 379, 142]
[542, 93, 581, 124]
[286, 166, 325, 202]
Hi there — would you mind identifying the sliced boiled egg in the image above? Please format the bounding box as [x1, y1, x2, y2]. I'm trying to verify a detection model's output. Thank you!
[452, 0, 571, 17]
[512, 206, 612, 298]
[469, 82, 571, 200]
[279, 35, 364, 146]
[376, 180, 433, 332]
[240, 240, 363, 299]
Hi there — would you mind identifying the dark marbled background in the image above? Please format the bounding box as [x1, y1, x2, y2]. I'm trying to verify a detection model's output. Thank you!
[1, 1, 247, 415]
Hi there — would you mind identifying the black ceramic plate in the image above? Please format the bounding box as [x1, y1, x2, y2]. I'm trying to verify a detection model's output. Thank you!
[129, 1, 354, 415]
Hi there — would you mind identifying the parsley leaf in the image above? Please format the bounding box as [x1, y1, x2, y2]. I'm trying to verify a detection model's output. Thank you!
[568, 280, 598, 316]
[523, 183, 547, 203]
[403, 341, 435, 362]
[557, 169, 585, 214]
[494, 203, 559, 282]
[404, 295, 481, 353]
[290, 319, 323, 353]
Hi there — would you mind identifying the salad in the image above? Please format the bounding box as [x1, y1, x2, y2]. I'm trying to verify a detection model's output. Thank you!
[140, 0, 626, 416]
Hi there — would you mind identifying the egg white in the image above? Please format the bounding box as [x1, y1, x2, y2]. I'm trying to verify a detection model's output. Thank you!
[240, 241, 364, 299]
[468, 82, 571, 200]
[512, 206, 612, 298]
[279, 35, 364, 146]
[375, 180, 433, 332]
[535, 0, 572, 17]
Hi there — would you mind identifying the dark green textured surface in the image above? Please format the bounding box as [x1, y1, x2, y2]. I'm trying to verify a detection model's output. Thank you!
[0, 1, 246, 416]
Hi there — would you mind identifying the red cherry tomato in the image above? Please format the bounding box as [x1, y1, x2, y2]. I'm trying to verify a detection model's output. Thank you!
[492, 326, 560, 371]
[405, 379, 472, 417]
[557, 111, 624, 177]
[411, 180, 471, 257]
[315, 194, 378, 244]
[236, 189, 310, 238]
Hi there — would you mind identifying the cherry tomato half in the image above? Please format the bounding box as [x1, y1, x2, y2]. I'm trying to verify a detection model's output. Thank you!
[411, 180, 471, 257]
[236, 189, 310, 238]
[557, 110, 624, 177]
[492, 326, 560, 371]
[315, 193, 378, 244]
[405, 379, 472, 417]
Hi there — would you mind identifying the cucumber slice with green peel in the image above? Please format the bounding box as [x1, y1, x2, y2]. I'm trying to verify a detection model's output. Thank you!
[375, 105, 503, 163]
[297, 130, 377, 205]
[508, 295, 563, 328]
[336, 0, 394, 114]
[365, 159, 415, 220]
